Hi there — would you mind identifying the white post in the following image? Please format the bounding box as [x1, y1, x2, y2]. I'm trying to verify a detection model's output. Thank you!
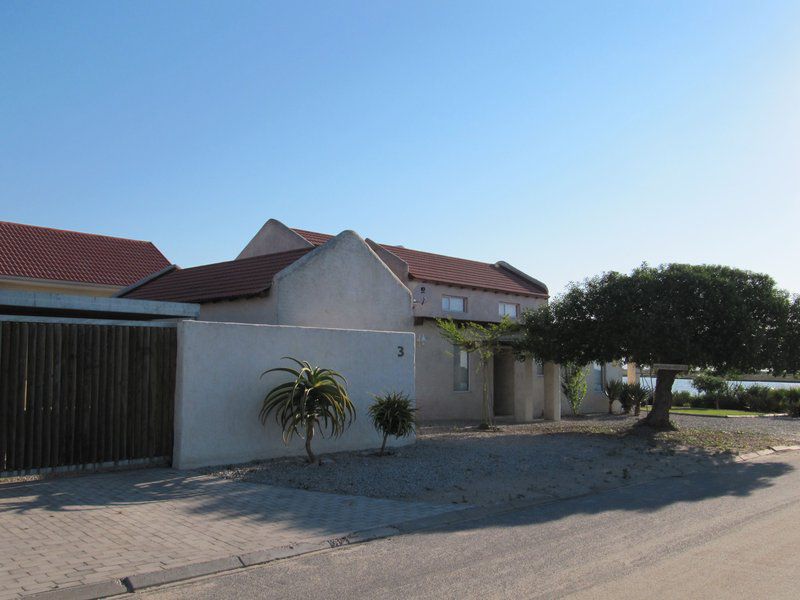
[543, 361, 561, 421]
[627, 362, 639, 385]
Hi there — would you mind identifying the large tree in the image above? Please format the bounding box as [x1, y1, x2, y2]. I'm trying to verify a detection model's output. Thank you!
[517, 264, 797, 429]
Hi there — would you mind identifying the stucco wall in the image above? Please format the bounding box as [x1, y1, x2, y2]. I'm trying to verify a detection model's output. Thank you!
[173, 320, 416, 469]
[274, 231, 413, 332]
[236, 219, 313, 259]
[0, 278, 119, 297]
[198, 294, 277, 324]
[414, 319, 487, 421]
[410, 281, 546, 324]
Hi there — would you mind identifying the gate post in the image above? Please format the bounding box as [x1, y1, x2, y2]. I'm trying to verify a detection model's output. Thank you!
[543, 361, 561, 421]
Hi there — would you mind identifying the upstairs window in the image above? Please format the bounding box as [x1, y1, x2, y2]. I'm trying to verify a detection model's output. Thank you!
[442, 295, 467, 313]
[499, 302, 519, 318]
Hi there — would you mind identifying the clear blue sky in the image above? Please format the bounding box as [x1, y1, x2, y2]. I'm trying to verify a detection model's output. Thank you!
[3, 1, 799, 295]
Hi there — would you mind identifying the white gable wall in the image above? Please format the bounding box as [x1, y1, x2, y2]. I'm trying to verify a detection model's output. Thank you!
[236, 219, 313, 260]
[273, 231, 413, 332]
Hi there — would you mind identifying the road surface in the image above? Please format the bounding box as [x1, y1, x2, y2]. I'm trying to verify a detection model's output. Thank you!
[138, 452, 800, 599]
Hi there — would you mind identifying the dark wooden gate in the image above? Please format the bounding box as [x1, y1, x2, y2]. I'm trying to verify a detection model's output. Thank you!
[0, 321, 177, 475]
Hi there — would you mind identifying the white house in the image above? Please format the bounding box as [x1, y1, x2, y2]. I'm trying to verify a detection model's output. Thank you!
[121, 219, 619, 421]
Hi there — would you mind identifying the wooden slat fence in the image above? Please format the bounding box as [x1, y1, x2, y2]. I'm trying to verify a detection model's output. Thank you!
[0, 321, 176, 475]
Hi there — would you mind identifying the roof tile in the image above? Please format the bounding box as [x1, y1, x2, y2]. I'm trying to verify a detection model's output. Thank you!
[292, 229, 547, 297]
[0, 221, 171, 287]
[122, 248, 311, 303]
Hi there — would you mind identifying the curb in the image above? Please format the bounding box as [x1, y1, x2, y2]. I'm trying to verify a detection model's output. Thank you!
[735, 444, 800, 462]
[20, 520, 458, 599]
[23, 445, 800, 599]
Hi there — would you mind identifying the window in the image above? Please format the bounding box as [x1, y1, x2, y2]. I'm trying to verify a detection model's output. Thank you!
[442, 295, 467, 313]
[453, 346, 469, 391]
[499, 302, 519, 318]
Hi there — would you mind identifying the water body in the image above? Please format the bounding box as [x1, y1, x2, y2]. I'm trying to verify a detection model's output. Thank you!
[636, 377, 800, 395]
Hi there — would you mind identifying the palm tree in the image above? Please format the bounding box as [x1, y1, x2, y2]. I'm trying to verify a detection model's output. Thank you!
[259, 357, 355, 464]
[603, 379, 625, 414]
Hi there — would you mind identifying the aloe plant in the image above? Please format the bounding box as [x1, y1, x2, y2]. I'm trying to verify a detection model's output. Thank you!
[369, 392, 416, 455]
[259, 357, 355, 464]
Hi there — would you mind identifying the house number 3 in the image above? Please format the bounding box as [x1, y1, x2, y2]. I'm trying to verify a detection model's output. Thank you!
[397, 346, 405, 357]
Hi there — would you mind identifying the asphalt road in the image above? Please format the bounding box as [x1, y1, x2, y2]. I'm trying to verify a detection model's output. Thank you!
[138, 452, 800, 600]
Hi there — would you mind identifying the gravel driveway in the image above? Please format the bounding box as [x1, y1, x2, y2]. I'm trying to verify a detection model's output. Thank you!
[209, 415, 800, 507]
[669, 413, 800, 440]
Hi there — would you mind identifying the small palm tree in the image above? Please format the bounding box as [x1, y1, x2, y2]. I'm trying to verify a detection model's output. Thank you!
[369, 392, 416, 456]
[259, 357, 355, 464]
[620, 382, 651, 416]
[603, 379, 625, 414]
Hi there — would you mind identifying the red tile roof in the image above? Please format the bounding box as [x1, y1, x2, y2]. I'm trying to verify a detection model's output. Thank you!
[0, 221, 171, 287]
[291, 228, 547, 297]
[122, 248, 311, 303]
[291, 228, 334, 246]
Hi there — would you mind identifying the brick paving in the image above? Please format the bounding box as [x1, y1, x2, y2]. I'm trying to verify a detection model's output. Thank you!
[0, 469, 459, 598]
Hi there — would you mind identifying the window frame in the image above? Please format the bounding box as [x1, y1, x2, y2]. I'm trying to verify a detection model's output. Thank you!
[498, 301, 520, 319]
[453, 345, 470, 392]
[442, 294, 468, 313]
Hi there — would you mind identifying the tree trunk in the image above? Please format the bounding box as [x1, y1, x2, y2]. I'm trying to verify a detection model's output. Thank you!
[639, 369, 679, 429]
[379, 432, 388, 456]
[305, 422, 316, 464]
[608, 400, 613, 414]
[480, 357, 492, 429]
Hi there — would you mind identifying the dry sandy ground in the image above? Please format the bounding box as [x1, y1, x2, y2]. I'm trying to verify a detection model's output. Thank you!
[209, 415, 800, 506]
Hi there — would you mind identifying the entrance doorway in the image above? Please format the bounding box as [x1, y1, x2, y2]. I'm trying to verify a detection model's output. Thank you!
[493, 351, 515, 417]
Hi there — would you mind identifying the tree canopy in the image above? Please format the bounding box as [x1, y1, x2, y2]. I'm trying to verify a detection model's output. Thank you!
[517, 263, 798, 428]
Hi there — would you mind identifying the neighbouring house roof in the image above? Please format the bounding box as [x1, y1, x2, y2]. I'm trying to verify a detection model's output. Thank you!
[291, 228, 548, 297]
[122, 248, 312, 303]
[290, 228, 334, 246]
[0, 221, 172, 288]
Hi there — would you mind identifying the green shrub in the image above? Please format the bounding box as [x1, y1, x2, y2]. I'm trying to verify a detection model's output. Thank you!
[739, 385, 784, 413]
[259, 357, 355, 464]
[689, 394, 713, 409]
[692, 373, 729, 397]
[620, 383, 651, 415]
[671, 391, 693, 407]
[561, 363, 588, 416]
[785, 388, 800, 418]
[369, 392, 416, 455]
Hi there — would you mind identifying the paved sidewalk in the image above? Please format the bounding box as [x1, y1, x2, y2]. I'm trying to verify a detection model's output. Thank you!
[0, 468, 460, 599]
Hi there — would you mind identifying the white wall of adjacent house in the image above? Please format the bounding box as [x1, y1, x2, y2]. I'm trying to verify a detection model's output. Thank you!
[173, 320, 416, 469]
[560, 363, 627, 415]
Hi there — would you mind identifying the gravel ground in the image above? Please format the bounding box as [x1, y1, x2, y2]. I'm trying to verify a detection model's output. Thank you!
[208, 415, 800, 507]
[669, 413, 800, 440]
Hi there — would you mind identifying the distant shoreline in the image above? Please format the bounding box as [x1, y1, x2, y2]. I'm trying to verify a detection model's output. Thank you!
[640, 372, 800, 384]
